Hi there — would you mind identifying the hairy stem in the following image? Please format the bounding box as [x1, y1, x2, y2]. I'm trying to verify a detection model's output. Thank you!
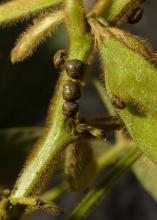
[25, 183, 66, 216]
[11, 0, 92, 201]
[0, 0, 93, 219]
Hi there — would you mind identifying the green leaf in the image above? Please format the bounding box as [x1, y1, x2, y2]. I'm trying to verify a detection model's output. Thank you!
[0, 0, 63, 25]
[11, 10, 64, 63]
[89, 20, 157, 166]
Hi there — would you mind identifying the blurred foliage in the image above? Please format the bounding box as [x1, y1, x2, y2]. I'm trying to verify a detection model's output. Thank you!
[0, 22, 67, 185]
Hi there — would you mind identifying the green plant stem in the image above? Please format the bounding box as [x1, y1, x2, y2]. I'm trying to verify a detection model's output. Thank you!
[0, 0, 63, 25]
[0, 0, 92, 219]
[68, 148, 141, 220]
[65, 0, 92, 61]
[81, 116, 122, 131]
[26, 142, 132, 217]
[27, 142, 134, 216]
[25, 182, 66, 216]
[11, 0, 92, 201]
[41, 182, 66, 202]
[93, 79, 116, 116]
[97, 144, 130, 171]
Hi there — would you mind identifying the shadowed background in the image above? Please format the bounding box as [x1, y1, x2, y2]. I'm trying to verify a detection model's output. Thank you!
[0, 0, 157, 219]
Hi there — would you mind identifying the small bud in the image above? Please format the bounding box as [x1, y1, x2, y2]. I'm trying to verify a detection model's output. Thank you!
[64, 140, 97, 191]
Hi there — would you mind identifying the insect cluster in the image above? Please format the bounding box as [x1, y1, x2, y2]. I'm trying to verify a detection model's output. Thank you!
[62, 59, 84, 118]
[54, 51, 85, 118]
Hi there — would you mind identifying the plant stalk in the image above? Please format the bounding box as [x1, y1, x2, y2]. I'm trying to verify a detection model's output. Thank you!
[0, 0, 93, 219]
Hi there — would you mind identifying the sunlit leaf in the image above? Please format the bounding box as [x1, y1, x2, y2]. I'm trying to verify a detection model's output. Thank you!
[89, 19, 157, 166]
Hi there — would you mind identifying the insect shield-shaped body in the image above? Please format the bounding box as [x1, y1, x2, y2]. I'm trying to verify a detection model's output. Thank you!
[111, 95, 126, 109]
[94, 24, 157, 166]
[64, 140, 97, 191]
[65, 59, 85, 79]
[63, 80, 81, 101]
[62, 59, 84, 118]
[62, 101, 79, 117]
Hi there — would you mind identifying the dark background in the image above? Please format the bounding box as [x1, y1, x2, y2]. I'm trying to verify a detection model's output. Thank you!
[0, 0, 157, 219]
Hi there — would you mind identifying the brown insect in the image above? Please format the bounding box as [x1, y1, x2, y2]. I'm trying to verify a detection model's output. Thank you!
[128, 7, 144, 24]
[111, 95, 126, 109]
[53, 49, 67, 69]
[65, 59, 85, 79]
[63, 80, 81, 101]
[62, 101, 79, 117]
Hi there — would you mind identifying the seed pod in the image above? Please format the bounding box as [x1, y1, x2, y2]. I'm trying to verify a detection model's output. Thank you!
[62, 101, 79, 117]
[65, 59, 84, 79]
[111, 95, 126, 109]
[63, 80, 81, 101]
[64, 140, 97, 191]
[53, 49, 67, 69]
[128, 7, 143, 24]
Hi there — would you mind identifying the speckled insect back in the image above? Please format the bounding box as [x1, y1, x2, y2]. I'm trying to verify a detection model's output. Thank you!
[63, 80, 81, 102]
[65, 59, 85, 79]
[111, 95, 126, 109]
[62, 101, 79, 117]
[64, 140, 97, 191]
[62, 59, 85, 118]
